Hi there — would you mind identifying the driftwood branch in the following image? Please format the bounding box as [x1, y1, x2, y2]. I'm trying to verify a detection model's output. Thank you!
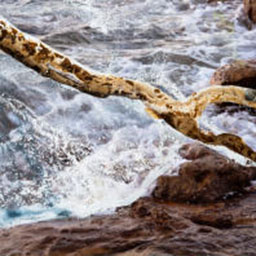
[1, 18, 256, 161]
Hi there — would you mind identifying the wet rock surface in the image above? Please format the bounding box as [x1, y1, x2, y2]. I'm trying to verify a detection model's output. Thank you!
[1, 0, 256, 254]
[244, 0, 256, 23]
[1, 143, 256, 256]
[1, 0, 256, 226]
[209, 59, 256, 116]
[153, 143, 256, 203]
[210, 59, 256, 89]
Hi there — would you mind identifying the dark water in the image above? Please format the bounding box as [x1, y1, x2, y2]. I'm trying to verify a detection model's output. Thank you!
[0, 0, 255, 227]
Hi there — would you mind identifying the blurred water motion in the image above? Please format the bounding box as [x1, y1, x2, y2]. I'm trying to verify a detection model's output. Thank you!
[0, 0, 255, 227]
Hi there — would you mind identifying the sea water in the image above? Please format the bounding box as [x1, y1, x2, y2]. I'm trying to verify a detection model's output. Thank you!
[0, 0, 255, 228]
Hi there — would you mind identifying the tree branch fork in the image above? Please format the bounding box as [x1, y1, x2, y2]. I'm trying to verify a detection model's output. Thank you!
[1, 18, 256, 161]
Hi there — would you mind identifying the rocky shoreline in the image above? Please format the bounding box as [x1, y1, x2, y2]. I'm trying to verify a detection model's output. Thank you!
[1, 142, 256, 256]
[1, 1, 256, 255]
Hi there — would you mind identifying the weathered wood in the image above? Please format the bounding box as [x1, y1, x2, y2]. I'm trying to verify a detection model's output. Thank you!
[1, 18, 256, 160]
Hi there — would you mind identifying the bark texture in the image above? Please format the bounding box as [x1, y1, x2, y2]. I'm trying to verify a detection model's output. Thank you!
[1, 18, 256, 160]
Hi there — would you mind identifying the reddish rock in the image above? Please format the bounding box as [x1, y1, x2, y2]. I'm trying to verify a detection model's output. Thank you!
[1, 143, 256, 256]
[210, 59, 256, 113]
[210, 59, 256, 88]
[1, 192, 256, 256]
[153, 143, 256, 203]
[244, 0, 256, 23]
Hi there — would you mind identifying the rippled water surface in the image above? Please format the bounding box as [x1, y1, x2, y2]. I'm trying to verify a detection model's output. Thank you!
[0, 0, 255, 227]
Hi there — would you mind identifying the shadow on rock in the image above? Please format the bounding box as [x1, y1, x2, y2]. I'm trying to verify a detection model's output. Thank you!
[210, 59, 256, 89]
[210, 59, 256, 115]
[244, 0, 256, 23]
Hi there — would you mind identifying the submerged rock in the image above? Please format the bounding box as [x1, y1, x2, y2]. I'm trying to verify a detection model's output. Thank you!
[1, 143, 256, 256]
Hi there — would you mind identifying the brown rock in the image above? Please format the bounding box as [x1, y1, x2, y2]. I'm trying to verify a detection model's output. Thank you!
[1, 143, 256, 256]
[1, 192, 256, 256]
[210, 59, 256, 114]
[210, 59, 256, 88]
[244, 0, 256, 23]
[153, 143, 256, 203]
